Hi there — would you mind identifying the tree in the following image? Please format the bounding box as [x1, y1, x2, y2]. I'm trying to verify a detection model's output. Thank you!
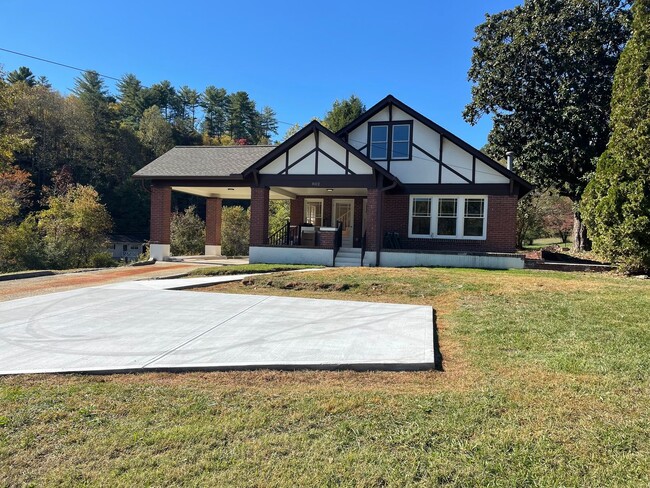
[0, 165, 33, 223]
[116, 73, 146, 128]
[228, 91, 258, 142]
[148, 80, 177, 121]
[322, 95, 366, 132]
[0, 215, 44, 273]
[178, 86, 201, 129]
[269, 200, 289, 234]
[464, 0, 630, 251]
[170, 205, 205, 255]
[201, 86, 230, 141]
[138, 106, 174, 158]
[6, 66, 35, 86]
[582, 0, 650, 273]
[259, 106, 278, 142]
[541, 194, 574, 244]
[221, 205, 249, 256]
[516, 192, 545, 247]
[38, 184, 113, 269]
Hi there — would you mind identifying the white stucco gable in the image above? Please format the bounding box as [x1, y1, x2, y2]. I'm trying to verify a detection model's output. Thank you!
[340, 96, 516, 186]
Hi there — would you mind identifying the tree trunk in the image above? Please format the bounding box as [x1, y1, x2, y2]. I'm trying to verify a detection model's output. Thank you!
[572, 211, 592, 252]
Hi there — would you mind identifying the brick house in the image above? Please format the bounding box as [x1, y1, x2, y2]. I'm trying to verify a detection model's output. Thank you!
[134, 95, 532, 269]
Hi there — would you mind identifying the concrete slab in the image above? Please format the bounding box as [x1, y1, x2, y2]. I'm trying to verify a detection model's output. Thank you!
[0, 286, 435, 375]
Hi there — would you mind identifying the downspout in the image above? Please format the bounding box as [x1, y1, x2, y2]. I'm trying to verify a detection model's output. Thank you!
[375, 176, 398, 267]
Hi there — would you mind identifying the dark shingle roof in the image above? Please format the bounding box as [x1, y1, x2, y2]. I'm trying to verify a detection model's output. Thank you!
[133, 145, 276, 179]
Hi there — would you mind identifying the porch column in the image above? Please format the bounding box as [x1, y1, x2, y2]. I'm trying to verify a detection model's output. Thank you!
[150, 183, 171, 260]
[205, 197, 222, 256]
[364, 188, 382, 266]
[290, 196, 304, 225]
[250, 187, 270, 246]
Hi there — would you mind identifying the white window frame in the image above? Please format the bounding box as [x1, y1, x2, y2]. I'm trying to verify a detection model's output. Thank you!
[408, 195, 488, 240]
[304, 198, 324, 226]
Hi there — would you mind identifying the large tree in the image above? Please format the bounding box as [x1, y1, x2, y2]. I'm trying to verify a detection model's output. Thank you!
[582, 0, 650, 273]
[201, 86, 230, 141]
[464, 0, 630, 250]
[6, 66, 35, 86]
[322, 95, 365, 132]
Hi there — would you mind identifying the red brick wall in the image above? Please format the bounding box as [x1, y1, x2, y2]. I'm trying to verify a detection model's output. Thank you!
[250, 187, 269, 246]
[365, 189, 381, 251]
[318, 230, 335, 248]
[150, 184, 171, 244]
[381, 194, 518, 253]
[205, 197, 222, 246]
[290, 197, 304, 225]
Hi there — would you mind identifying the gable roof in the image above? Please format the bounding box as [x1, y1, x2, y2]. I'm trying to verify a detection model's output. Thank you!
[242, 120, 400, 184]
[133, 145, 275, 179]
[336, 94, 533, 193]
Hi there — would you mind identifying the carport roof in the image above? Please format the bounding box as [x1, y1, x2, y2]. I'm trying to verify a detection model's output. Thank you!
[133, 145, 276, 179]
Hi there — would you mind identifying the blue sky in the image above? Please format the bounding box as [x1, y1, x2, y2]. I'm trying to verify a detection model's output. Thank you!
[1, 0, 520, 148]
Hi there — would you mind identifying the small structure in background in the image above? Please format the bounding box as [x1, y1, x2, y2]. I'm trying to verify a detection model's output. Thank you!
[107, 235, 145, 262]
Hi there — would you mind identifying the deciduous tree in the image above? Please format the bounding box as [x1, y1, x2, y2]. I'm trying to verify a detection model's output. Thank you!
[170, 205, 205, 256]
[464, 0, 630, 250]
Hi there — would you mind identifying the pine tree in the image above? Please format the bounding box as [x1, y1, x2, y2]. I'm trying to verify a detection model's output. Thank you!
[6, 67, 36, 86]
[116, 73, 146, 128]
[582, 0, 650, 273]
[323, 95, 365, 132]
[201, 86, 230, 141]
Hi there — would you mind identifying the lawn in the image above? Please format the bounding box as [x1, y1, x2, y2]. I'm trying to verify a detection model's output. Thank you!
[187, 263, 321, 277]
[2, 267, 649, 486]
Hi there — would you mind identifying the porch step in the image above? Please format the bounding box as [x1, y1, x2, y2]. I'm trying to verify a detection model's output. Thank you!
[335, 248, 362, 267]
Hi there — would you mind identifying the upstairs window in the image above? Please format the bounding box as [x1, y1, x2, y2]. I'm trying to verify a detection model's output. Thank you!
[368, 121, 412, 160]
[369, 125, 388, 160]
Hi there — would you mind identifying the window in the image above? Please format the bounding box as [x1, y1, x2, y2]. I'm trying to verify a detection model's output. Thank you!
[392, 124, 410, 159]
[304, 199, 323, 226]
[437, 198, 458, 236]
[411, 198, 431, 235]
[370, 125, 388, 160]
[408, 196, 488, 239]
[464, 199, 485, 237]
[368, 121, 412, 160]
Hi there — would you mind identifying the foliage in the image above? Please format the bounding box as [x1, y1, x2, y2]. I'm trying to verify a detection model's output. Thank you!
[541, 194, 574, 244]
[322, 95, 366, 132]
[464, 0, 630, 249]
[38, 184, 113, 269]
[516, 192, 545, 247]
[89, 252, 119, 268]
[0, 215, 44, 272]
[583, 0, 650, 273]
[0, 164, 33, 223]
[269, 200, 290, 234]
[170, 205, 205, 256]
[6, 66, 35, 86]
[137, 106, 174, 158]
[221, 205, 249, 256]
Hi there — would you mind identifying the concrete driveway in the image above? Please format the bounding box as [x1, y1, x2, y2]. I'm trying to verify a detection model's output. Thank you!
[0, 278, 436, 374]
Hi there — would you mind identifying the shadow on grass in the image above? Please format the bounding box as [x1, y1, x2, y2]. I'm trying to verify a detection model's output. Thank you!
[433, 309, 444, 371]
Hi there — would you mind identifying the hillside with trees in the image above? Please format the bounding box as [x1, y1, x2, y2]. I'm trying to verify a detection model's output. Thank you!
[0, 66, 278, 271]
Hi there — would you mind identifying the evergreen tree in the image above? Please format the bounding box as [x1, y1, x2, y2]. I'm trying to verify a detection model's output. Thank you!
[201, 86, 230, 141]
[148, 80, 177, 121]
[116, 73, 146, 128]
[258, 106, 278, 142]
[323, 95, 365, 132]
[6, 66, 36, 86]
[229, 91, 259, 142]
[582, 0, 650, 273]
[138, 106, 174, 158]
[177, 85, 201, 129]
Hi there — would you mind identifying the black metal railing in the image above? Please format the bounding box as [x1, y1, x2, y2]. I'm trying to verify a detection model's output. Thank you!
[267, 220, 291, 246]
[360, 231, 367, 267]
[333, 220, 343, 265]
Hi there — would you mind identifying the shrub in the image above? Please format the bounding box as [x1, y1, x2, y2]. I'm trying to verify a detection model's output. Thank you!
[0, 215, 45, 272]
[89, 252, 118, 268]
[170, 205, 205, 256]
[221, 205, 249, 256]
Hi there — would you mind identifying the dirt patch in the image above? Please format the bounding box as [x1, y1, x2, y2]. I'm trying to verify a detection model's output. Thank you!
[242, 277, 358, 292]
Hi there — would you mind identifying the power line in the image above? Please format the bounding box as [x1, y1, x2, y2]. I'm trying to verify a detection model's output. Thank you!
[0, 47, 121, 81]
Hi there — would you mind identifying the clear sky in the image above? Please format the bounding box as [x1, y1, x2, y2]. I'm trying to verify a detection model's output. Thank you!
[1, 0, 521, 148]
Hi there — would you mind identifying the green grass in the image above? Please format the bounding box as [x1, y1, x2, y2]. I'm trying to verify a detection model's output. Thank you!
[2, 267, 649, 486]
[523, 236, 572, 250]
[187, 263, 321, 277]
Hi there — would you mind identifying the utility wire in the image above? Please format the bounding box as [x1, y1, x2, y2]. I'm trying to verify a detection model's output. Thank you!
[0, 47, 121, 81]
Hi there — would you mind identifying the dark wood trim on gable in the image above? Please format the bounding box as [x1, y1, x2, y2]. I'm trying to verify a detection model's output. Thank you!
[258, 174, 377, 188]
[412, 142, 472, 184]
[398, 183, 519, 196]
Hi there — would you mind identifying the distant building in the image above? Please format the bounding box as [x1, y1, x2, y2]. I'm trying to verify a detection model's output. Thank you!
[107, 235, 145, 261]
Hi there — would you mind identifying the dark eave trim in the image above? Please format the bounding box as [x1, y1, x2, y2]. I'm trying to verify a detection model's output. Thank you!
[399, 183, 526, 197]
[133, 174, 245, 181]
[257, 174, 377, 188]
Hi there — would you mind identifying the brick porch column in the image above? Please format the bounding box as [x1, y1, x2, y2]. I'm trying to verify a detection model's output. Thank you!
[205, 197, 223, 256]
[250, 187, 270, 246]
[290, 196, 304, 225]
[364, 188, 382, 266]
[150, 183, 171, 260]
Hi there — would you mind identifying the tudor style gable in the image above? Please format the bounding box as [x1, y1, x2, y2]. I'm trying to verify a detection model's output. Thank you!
[337, 95, 531, 196]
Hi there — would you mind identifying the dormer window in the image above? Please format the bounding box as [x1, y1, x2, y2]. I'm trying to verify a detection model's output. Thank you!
[368, 121, 412, 161]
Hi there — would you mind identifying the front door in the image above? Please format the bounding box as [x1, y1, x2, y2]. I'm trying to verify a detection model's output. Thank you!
[333, 199, 354, 248]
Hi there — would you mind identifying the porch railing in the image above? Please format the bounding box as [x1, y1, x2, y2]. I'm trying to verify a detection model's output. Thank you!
[267, 220, 290, 246]
[360, 231, 367, 267]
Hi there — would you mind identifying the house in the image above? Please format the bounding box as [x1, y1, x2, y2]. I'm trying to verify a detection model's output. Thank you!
[107, 235, 145, 261]
[133, 95, 532, 269]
